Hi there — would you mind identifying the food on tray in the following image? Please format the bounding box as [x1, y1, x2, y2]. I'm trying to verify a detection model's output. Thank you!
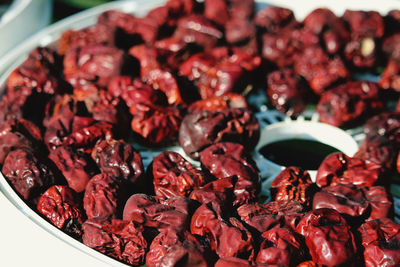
[1, 0, 400, 266]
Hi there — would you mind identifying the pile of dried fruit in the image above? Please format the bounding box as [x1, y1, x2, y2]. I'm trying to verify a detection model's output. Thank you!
[1, 0, 400, 266]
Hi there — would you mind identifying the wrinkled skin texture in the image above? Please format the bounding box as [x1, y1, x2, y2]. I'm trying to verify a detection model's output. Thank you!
[91, 138, 144, 187]
[254, 6, 297, 32]
[317, 81, 383, 127]
[187, 93, 248, 113]
[362, 186, 393, 219]
[215, 257, 272, 267]
[267, 69, 309, 116]
[190, 203, 255, 260]
[296, 208, 357, 266]
[49, 146, 98, 193]
[146, 229, 209, 267]
[294, 46, 349, 95]
[64, 45, 136, 88]
[130, 103, 182, 146]
[200, 142, 260, 206]
[2, 148, 57, 201]
[382, 33, 400, 64]
[358, 218, 400, 267]
[37, 185, 83, 238]
[364, 112, 400, 141]
[271, 167, 317, 208]
[179, 109, 259, 159]
[303, 8, 349, 54]
[256, 227, 306, 266]
[82, 218, 147, 266]
[316, 152, 383, 188]
[189, 176, 235, 207]
[0, 118, 43, 164]
[83, 173, 124, 220]
[123, 194, 191, 232]
[152, 151, 206, 198]
[312, 184, 370, 221]
[237, 200, 305, 232]
[380, 59, 400, 92]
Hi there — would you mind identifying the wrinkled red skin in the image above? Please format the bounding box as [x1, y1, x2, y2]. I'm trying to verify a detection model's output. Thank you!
[22, 47, 63, 78]
[97, 10, 137, 34]
[128, 44, 161, 77]
[343, 10, 385, 38]
[364, 112, 400, 142]
[204, 0, 229, 26]
[143, 69, 184, 105]
[179, 109, 259, 159]
[83, 173, 124, 220]
[189, 176, 235, 207]
[312, 184, 370, 221]
[228, 0, 254, 20]
[49, 146, 98, 193]
[58, 24, 116, 55]
[152, 151, 206, 198]
[123, 194, 190, 232]
[82, 218, 147, 266]
[166, 0, 199, 17]
[2, 148, 57, 201]
[0, 118, 43, 164]
[296, 260, 317, 267]
[37, 185, 83, 238]
[108, 76, 168, 108]
[256, 228, 306, 266]
[380, 59, 400, 91]
[362, 186, 393, 220]
[271, 167, 317, 208]
[199, 142, 260, 206]
[225, 18, 256, 45]
[317, 81, 383, 127]
[64, 45, 134, 88]
[254, 6, 297, 32]
[179, 48, 261, 99]
[358, 218, 400, 267]
[303, 8, 350, 54]
[294, 46, 349, 95]
[146, 229, 209, 267]
[187, 93, 248, 113]
[190, 203, 255, 260]
[296, 208, 357, 266]
[355, 135, 397, 171]
[266, 69, 309, 116]
[316, 152, 383, 188]
[382, 34, 400, 64]
[91, 138, 144, 187]
[129, 102, 182, 146]
[237, 200, 305, 232]
[215, 257, 272, 267]
[174, 15, 223, 49]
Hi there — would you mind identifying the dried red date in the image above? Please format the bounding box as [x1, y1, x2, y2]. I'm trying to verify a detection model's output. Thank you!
[316, 81, 383, 127]
[312, 184, 369, 221]
[187, 93, 248, 113]
[296, 208, 357, 266]
[380, 59, 400, 91]
[343, 10, 385, 37]
[130, 102, 182, 146]
[204, 0, 229, 26]
[362, 186, 393, 219]
[123, 194, 190, 232]
[225, 18, 256, 45]
[0, 118, 43, 164]
[190, 203, 255, 260]
[2, 148, 58, 201]
[316, 152, 383, 188]
[256, 227, 306, 266]
[83, 173, 124, 220]
[267, 69, 309, 116]
[199, 142, 260, 206]
[189, 177, 235, 206]
[151, 151, 206, 198]
[358, 218, 400, 267]
[64, 45, 137, 88]
[254, 6, 297, 32]
[37, 185, 83, 238]
[271, 167, 317, 208]
[91, 138, 144, 187]
[179, 109, 259, 159]
[215, 257, 271, 267]
[49, 146, 98, 193]
[382, 33, 400, 64]
[364, 112, 400, 142]
[294, 46, 349, 95]
[146, 229, 209, 267]
[82, 218, 147, 266]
